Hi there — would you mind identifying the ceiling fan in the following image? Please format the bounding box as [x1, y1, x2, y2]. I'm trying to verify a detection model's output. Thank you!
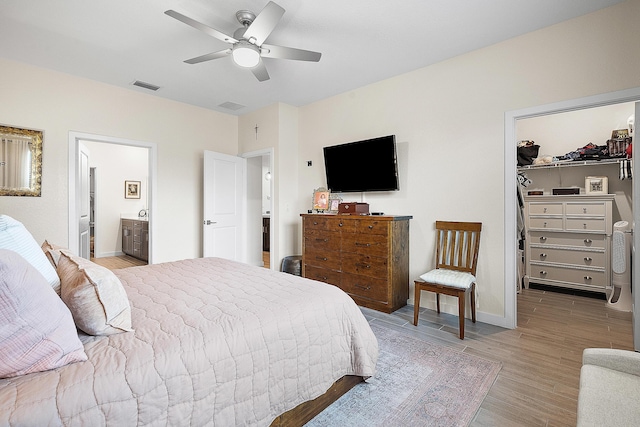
[165, 1, 321, 82]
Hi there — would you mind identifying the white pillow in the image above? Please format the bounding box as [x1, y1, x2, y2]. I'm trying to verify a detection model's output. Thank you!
[0, 215, 61, 294]
[0, 249, 87, 379]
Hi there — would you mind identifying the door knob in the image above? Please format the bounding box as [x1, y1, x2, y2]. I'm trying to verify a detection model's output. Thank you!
[204, 220, 217, 225]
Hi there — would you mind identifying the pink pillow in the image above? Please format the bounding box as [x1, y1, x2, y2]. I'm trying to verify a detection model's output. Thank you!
[0, 249, 87, 379]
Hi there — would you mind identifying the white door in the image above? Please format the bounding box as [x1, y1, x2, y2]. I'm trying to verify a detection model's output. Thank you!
[203, 150, 246, 261]
[78, 143, 91, 259]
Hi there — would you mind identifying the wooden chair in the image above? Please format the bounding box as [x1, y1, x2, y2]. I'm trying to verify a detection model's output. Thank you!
[413, 221, 482, 339]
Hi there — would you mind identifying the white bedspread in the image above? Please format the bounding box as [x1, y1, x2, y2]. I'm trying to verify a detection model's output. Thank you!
[0, 257, 378, 426]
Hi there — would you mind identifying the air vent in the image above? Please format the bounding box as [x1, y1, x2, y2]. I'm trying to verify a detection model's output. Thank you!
[219, 101, 245, 111]
[132, 80, 161, 91]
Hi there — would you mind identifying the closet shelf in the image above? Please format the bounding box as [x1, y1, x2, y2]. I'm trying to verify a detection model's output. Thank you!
[518, 158, 631, 171]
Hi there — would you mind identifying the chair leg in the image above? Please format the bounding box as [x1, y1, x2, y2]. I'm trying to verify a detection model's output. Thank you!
[458, 289, 466, 340]
[413, 285, 421, 326]
[435, 292, 441, 313]
[470, 283, 476, 324]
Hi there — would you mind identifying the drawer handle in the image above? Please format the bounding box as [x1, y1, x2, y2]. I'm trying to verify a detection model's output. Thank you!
[368, 225, 374, 229]
[315, 275, 328, 281]
[543, 222, 547, 227]
[316, 256, 328, 261]
[355, 263, 371, 269]
[539, 253, 547, 258]
[540, 236, 547, 241]
[584, 239, 592, 244]
[315, 238, 329, 242]
[355, 242, 371, 247]
[583, 208, 587, 213]
[539, 270, 547, 275]
[354, 284, 371, 291]
[543, 207, 547, 213]
[583, 223, 587, 229]
[313, 221, 318, 225]
[584, 257, 592, 262]
[339, 223, 343, 227]
[584, 276, 592, 281]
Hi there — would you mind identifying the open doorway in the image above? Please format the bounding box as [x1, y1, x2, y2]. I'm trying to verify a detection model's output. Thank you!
[68, 132, 157, 264]
[504, 87, 640, 349]
[243, 148, 274, 270]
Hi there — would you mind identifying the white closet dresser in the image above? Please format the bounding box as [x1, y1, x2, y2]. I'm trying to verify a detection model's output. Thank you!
[524, 194, 614, 294]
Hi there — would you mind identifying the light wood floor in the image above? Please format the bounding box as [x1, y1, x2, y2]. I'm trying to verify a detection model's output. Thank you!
[90, 255, 632, 426]
[362, 285, 633, 427]
[91, 255, 147, 269]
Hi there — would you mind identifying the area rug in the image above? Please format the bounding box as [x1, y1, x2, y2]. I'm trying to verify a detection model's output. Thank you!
[305, 322, 501, 427]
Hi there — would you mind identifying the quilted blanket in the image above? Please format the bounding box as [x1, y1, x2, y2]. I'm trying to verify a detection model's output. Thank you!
[0, 257, 378, 426]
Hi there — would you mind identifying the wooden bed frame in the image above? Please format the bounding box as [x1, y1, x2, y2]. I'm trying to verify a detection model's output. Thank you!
[270, 375, 364, 426]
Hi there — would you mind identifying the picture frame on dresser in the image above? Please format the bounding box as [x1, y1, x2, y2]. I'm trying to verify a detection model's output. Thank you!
[585, 176, 608, 195]
[312, 188, 330, 211]
[328, 197, 342, 213]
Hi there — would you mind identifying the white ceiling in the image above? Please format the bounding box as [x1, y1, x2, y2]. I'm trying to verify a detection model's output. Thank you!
[0, 0, 625, 116]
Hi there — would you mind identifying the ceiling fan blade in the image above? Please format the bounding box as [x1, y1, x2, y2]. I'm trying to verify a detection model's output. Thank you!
[242, 1, 285, 46]
[184, 49, 231, 64]
[165, 10, 238, 44]
[261, 44, 321, 62]
[251, 60, 270, 82]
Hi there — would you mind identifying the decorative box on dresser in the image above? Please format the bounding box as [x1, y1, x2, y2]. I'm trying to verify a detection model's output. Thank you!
[524, 194, 614, 294]
[301, 214, 412, 313]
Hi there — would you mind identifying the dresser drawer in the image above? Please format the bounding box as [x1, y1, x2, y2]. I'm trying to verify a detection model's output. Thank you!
[341, 273, 388, 303]
[342, 233, 389, 257]
[528, 264, 606, 288]
[304, 248, 341, 270]
[529, 231, 607, 249]
[356, 219, 390, 235]
[341, 253, 388, 278]
[529, 247, 606, 268]
[566, 202, 607, 216]
[304, 265, 341, 286]
[303, 229, 341, 252]
[565, 217, 606, 232]
[528, 217, 564, 230]
[527, 202, 563, 215]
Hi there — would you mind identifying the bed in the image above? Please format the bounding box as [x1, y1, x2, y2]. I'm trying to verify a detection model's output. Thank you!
[0, 217, 378, 426]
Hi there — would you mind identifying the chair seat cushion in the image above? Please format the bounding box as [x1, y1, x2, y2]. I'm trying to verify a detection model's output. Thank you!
[419, 269, 476, 289]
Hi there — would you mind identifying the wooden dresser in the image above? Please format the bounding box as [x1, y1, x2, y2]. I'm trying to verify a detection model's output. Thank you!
[301, 214, 412, 313]
[524, 195, 614, 294]
[121, 218, 149, 262]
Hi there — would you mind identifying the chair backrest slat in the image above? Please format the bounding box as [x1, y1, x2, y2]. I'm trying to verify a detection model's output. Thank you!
[434, 221, 482, 275]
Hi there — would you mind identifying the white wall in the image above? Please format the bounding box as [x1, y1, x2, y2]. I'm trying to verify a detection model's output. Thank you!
[0, 58, 238, 262]
[84, 141, 149, 257]
[517, 102, 634, 157]
[295, 0, 640, 321]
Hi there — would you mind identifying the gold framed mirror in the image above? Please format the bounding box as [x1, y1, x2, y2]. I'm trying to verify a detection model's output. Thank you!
[0, 125, 43, 197]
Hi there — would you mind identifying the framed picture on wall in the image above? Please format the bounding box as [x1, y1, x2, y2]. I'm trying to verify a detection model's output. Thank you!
[125, 180, 141, 199]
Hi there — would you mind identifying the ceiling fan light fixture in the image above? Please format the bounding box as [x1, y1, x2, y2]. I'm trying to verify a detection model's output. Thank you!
[232, 42, 260, 68]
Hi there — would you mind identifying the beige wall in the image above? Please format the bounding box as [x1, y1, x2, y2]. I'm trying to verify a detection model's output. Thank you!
[1, 0, 639, 325]
[238, 103, 300, 270]
[296, 0, 640, 321]
[0, 59, 238, 262]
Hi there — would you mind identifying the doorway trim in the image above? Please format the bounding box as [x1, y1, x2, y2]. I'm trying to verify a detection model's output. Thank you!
[241, 148, 275, 270]
[68, 131, 158, 262]
[504, 86, 640, 330]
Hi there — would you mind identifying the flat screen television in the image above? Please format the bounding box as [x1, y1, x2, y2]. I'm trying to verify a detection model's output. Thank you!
[323, 135, 399, 192]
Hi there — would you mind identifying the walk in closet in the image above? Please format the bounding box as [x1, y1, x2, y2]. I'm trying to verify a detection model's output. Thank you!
[516, 102, 634, 299]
